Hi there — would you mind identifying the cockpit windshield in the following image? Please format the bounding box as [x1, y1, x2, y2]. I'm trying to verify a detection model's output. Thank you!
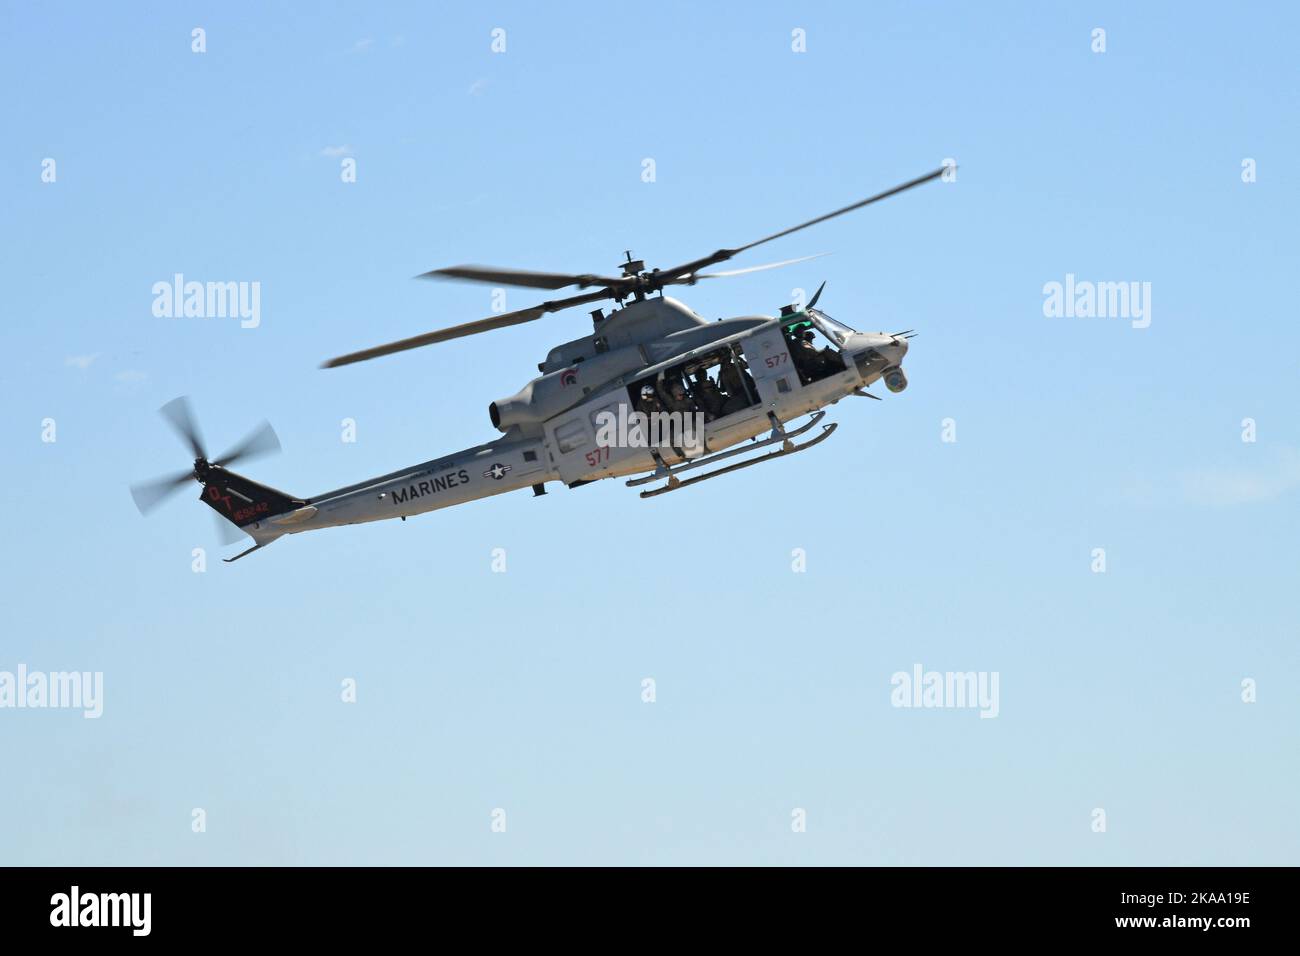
[807, 308, 857, 347]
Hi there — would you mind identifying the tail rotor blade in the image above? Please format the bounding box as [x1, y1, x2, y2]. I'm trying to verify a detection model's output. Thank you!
[214, 420, 281, 467]
[130, 469, 195, 515]
[212, 510, 248, 546]
[159, 396, 207, 460]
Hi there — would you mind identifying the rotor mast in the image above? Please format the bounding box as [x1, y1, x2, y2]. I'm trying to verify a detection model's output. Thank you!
[621, 250, 648, 301]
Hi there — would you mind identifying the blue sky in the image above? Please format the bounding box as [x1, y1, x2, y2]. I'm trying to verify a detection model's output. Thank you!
[2, 1, 1297, 865]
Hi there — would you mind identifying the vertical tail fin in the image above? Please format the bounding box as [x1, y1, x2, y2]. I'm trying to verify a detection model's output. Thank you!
[199, 465, 304, 528]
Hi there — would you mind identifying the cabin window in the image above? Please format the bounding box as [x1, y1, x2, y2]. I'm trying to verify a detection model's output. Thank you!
[626, 346, 758, 425]
[555, 419, 587, 453]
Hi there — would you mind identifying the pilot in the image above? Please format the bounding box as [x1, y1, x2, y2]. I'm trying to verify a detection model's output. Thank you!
[793, 328, 842, 380]
[691, 368, 724, 419]
[789, 328, 822, 379]
[636, 383, 663, 416]
[805, 329, 844, 376]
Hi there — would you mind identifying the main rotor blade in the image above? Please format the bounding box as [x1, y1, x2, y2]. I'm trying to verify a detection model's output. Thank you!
[656, 167, 949, 282]
[322, 289, 615, 368]
[159, 396, 207, 460]
[130, 469, 195, 515]
[671, 253, 829, 283]
[419, 264, 626, 292]
[213, 420, 281, 467]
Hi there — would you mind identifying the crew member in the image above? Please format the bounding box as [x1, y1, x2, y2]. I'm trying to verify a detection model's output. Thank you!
[691, 368, 724, 419]
[662, 378, 694, 415]
[636, 383, 663, 416]
[718, 355, 755, 415]
[789, 328, 823, 380]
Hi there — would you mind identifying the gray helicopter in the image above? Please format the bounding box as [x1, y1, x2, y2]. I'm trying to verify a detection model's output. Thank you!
[132, 168, 946, 561]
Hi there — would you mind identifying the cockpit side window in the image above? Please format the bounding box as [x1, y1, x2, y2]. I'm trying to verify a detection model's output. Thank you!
[782, 318, 847, 385]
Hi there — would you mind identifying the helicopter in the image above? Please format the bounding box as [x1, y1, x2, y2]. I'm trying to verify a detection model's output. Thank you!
[131, 167, 948, 561]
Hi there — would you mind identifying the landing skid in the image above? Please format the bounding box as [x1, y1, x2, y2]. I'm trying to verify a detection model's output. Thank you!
[632, 412, 837, 498]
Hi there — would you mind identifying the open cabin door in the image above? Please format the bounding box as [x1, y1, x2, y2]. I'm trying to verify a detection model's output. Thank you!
[740, 325, 799, 408]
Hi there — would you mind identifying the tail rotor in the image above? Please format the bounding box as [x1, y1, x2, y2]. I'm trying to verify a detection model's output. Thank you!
[130, 397, 286, 544]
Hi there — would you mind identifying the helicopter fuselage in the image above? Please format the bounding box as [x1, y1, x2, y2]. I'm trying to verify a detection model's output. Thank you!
[234, 296, 908, 547]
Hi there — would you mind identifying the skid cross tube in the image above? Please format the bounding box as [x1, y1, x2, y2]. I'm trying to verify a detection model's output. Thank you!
[625, 412, 828, 488]
[638, 420, 837, 498]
